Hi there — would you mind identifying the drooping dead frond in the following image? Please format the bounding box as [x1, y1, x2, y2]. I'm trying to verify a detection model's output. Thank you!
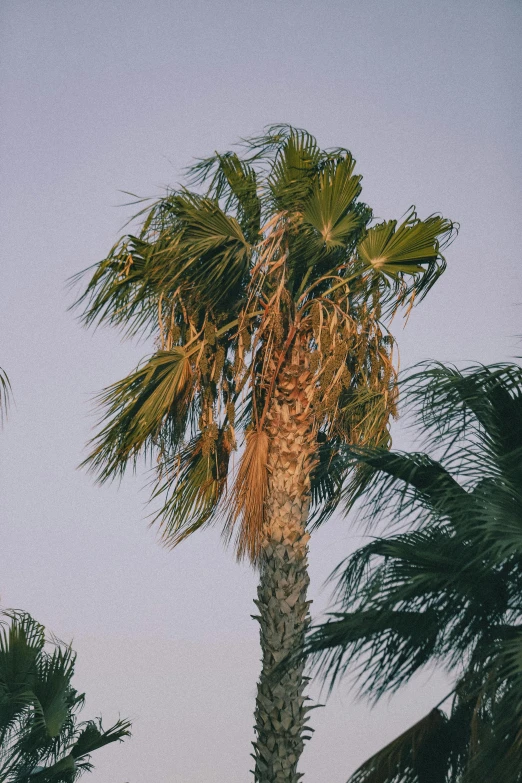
[226, 427, 269, 562]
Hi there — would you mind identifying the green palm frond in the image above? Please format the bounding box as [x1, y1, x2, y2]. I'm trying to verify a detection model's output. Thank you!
[307, 362, 522, 781]
[70, 718, 131, 762]
[301, 154, 362, 252]
[268, 129, 322, 210]
[32, 648, 77, 739]
[307, 606, 441, 697]
[162, 191, 252, 306]
[309, 436, 347, 529]
[0, 612, 129, 783]
[151, 430, 231, 548]
[72, 193, 251, 336]
[239, 123, 299, 161]
[85, 349, 194, 482]
[188, 152, 261, 243]
[349, 708, 451, 783]
[70, 234, 162, 338]
[343, 448, 469, 527]
[462, 633, 522, 782]
[357, 211, 456, 304]
[403, 362, 522, 477]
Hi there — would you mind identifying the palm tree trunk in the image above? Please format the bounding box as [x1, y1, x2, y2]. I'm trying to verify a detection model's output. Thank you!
[253, 351, 315, 783]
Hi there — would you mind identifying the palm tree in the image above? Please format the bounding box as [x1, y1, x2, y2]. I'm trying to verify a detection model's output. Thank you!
[0, 611, 130, 782]
[306, 362, 522, 782]
[73, 125, 455, 782]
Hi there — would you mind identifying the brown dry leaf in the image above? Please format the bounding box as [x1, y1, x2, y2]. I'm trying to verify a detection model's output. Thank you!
[225, 428, 270, 562]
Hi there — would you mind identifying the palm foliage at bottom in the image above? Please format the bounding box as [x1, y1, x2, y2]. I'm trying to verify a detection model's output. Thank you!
[306, 362, 522, 782]
[0, 612, 130, 783]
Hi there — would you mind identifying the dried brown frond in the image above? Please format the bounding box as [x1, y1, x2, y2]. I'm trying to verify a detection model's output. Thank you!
[252, 212, 288, 281]
[225, 427, 270, 562]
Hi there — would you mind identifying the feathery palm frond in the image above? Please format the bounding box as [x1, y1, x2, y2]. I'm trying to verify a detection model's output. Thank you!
[84, 348, 194, 482]
[0, 612, 130, 783]
[306, 362, 522, 781]
[349, 708, 451, 783]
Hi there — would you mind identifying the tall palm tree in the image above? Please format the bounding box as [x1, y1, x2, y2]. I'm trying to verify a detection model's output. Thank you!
[307, 363, 522, 782]
[73, 125, 455, 782]
[0, 611, 130, 782]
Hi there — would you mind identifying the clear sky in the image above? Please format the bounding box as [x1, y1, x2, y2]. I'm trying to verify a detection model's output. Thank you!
[1, 1, 521, 781]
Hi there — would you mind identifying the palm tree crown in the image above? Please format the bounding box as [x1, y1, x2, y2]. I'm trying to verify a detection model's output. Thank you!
[74, 125, 455, 558]
[0, 612, 130, 782]
[74, 125, 456, 783]
[307, 362, 522, 782]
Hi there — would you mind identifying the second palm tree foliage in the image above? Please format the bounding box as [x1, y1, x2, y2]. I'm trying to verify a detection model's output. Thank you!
[0, 612, 130, 783]
[74, 125, 455, 782]
[307, 363, 522, 782]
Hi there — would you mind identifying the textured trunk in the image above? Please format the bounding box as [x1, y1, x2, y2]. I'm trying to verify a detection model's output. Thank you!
[253, 349, 316, 783]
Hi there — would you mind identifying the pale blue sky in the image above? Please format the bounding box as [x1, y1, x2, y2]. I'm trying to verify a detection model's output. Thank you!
[1, 1, 521, 781]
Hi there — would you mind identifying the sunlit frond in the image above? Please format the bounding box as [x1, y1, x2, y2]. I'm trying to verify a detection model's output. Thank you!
[301, 154, 362, 251]
[0, 612, 130, 782]
[84, 349, 194, 482]
[358, 211, 456, 305]
[268, 130, 322, 211]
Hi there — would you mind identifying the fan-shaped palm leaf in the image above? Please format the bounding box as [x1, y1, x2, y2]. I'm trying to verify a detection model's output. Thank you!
[301, 155, 362, 251]
[85, 348, 194, 481]
[357, 211, 455, 304]
[0, 612, 130, 783]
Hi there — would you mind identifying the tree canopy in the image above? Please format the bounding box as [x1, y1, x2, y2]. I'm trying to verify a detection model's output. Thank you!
[0, 612, 130, 783]
[306, 362, 522, 782]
